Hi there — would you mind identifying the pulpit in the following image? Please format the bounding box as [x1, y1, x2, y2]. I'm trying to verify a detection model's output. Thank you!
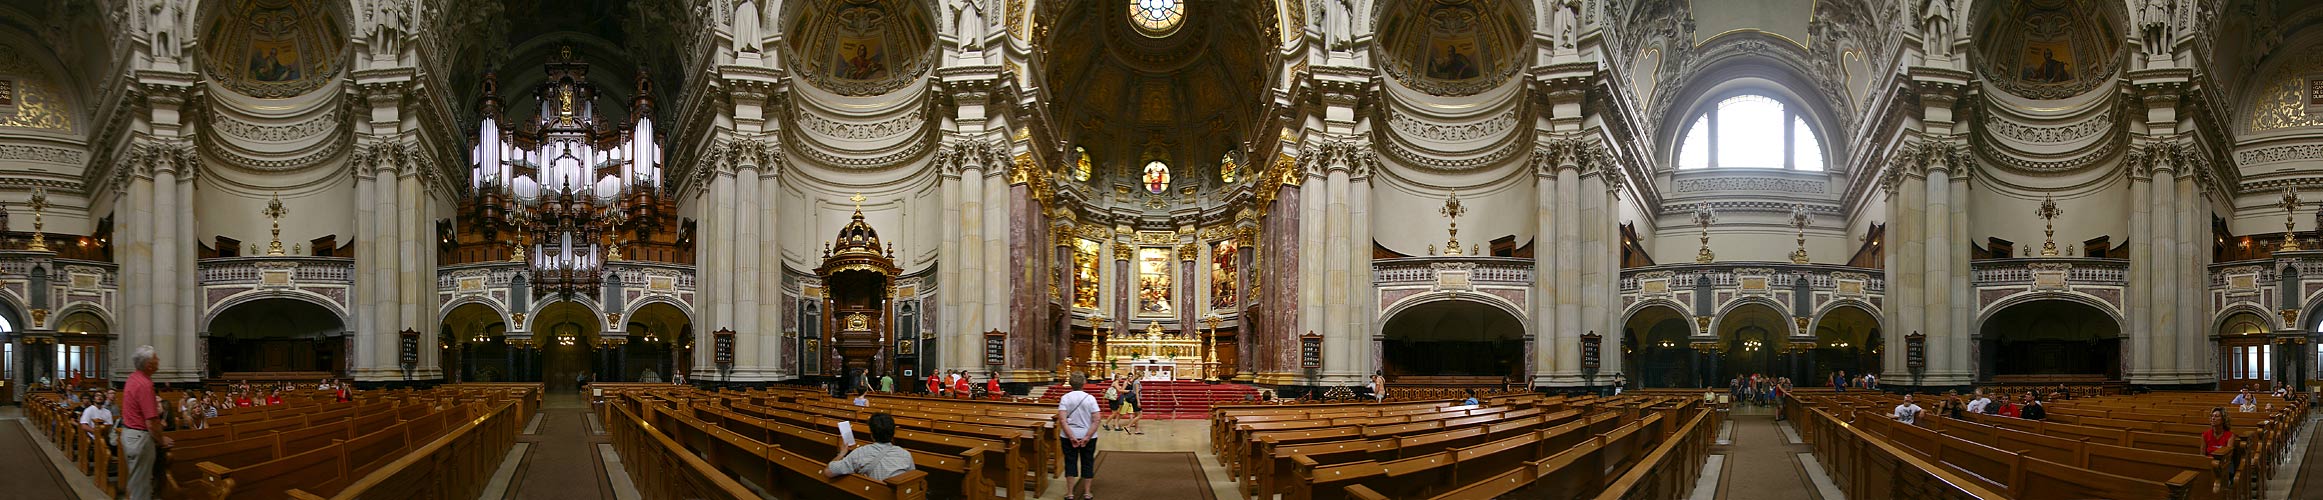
[816, 196, 900, 378]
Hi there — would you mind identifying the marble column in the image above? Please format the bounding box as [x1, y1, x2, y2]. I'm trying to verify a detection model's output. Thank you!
[2176, 173, 2207, 381]
[2126, 167, 2153, 381]
[153, 165, 181, 378]
[1300, 166, 1327, 382]
[694, 171, 720, 376]
[707, 168, 737, 374]
[1600, 173, 1624, 380]
[2149, 163, 2178, 380]
[938, 168, 961, 373]
[1947, 169, 1972, 385]
[1531, 164, 1559, 386]
[397, 167, 423, 377]
[176, 173, 199, 382]
[1322, 160, 1352, 382]
[957, 163, 985, 372]
[1923, 165, 1954, 383]
[373, 160, 401, 380]
[1349, 172, 1374, 381]
[985, 170, 1009, 359]
[350, 166, 374, 379]
[1578, 172, 1609, 387]
[733, 159, 762, 379]
[1554, 164, 1581, 383]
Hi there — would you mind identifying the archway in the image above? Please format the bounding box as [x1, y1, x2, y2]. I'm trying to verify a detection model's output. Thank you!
[625, 301, 690, 383]
[205, 298, 345, 378]
[1380, 300, 1524, 383]
[1978, 299, 2121, 382]
[535, 301, 601, 392]
[441, 302, 507, 383]
[1621, 305, 1696, 388]
[1714, 303, 1791, 384]
[1813, 305, 1882, 387]
[52, 310, 110, 385]
[2216, 311, 2270, 392]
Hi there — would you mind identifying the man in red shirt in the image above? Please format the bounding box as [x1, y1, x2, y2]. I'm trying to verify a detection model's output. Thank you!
[928, 372, 942, 395]
[121, 345, 171, 500]
[985, 373, 1001, 400]
[953, 371, 972, 399]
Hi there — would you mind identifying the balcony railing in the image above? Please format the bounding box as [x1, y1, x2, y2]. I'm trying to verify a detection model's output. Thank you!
[1373, 256, 1534, 285]
[436, 260, 697, 293]
[1968, 258, 2127, 287]
[1618, 262, 1885, 293]
[196, 256, 356, 286]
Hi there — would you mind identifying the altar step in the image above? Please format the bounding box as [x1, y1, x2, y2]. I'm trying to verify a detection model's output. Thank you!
[1035, 380, 1258, 419]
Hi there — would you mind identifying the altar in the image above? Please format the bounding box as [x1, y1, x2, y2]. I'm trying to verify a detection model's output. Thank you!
[1127, 359, 1177, 381]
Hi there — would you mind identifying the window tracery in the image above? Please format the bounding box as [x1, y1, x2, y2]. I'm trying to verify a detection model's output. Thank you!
[1128, 0, 1185, 37]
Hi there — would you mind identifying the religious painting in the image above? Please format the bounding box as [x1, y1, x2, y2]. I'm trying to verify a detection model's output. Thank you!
[1138, 247, 1173, 316]
[1143, 160, 1171, 194]
[1425, 35, 1483, 80]
[1073, 146, 1094, 181]
[1219, 153, 1238, 183]
[1073, 239, 1103, 309]
[1975, 0, 2120, 100]
[2018, 42, 2074, 83]
[897, 339, 915, 356]
[202, 0, 345, 98]
[1210, 240, 1238, 310]
[833, 36, 890, 81]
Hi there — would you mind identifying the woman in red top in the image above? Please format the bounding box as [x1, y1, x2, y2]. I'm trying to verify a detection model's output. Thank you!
[1995, 399, 2020, 418]
[953, 373, 972, 399]
[234, 391, 253, 407]
[265, 391, 283, 406]
[928, 373, 943, 395]
[985, 375, 1001, 400]
[2204, 406, 2237, 489]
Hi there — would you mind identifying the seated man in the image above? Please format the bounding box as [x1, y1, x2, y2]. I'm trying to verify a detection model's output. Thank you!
[1890, 393, 1923, 425]
[1965, 388, 1992, 414]
[824, 413, 916, 481]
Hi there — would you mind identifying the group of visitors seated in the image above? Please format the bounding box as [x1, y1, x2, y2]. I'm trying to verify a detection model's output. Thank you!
[1888, 388, 2048, 424]
[1829, 369, 1878, 391]
[918, 369, 1001, 399]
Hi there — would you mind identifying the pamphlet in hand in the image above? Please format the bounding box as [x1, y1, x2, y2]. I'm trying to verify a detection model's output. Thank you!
[838, 421, 857, 448]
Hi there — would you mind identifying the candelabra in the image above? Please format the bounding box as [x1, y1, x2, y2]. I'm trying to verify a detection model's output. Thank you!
[263, 192, 288, 256]
[1202, 315, 1223, 380]
[2036, 194, 2063, 256]
[25, 187, 47, 252]
[1788, 204, 1811, 264]
[1440, 191, 1467, 256]
[1692, 205, 1716, 263]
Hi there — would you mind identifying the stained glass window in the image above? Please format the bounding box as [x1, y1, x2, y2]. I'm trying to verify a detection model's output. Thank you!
[1142, 160, 1171, 194]
[1073, 239, 1103, 309]
[1128, 0, 1185, 37]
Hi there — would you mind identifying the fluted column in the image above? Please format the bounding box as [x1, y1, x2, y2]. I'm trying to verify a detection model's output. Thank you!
[1299, 161, 1327, 382]
[938, 166, 961, 374]
[349, 160, 375, 379]
[2149, 162, 2179, 379]
[706, 166, 737, 375]
[1924, 163, 1955, 383]
[175, 169, 199, 381]
[1349, 166, 1374, 381]
[1599, 168, 1624, 381]
[693, 168, 721, 377]
[372, 155, 401, 380]
[732, 152, 762, 379]
[1578, 168, 1610, 387]
[984, 168, 1009, 354]
[1322, 154, 1352, 382]
[956, 162, 985, 372]
[119, 169, 152, 379]
[2126, 164, 2154, 382]
[397, 162, 424, 377]
[152, 163, 181, 378]
[1554, 162, 1582, 382]
[1947, 167, 1971, 386]
[1531, 158, 1559, 386]
[2175, 171, 2207, 381]
[757, 160, 786, 380]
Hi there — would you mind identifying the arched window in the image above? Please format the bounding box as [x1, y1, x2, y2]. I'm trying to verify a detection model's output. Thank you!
[1675, 94, 1825, 171]
[1128, 0, 1185, 37]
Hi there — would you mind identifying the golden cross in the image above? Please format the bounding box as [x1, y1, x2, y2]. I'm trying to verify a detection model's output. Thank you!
[849, 193, 867, 211]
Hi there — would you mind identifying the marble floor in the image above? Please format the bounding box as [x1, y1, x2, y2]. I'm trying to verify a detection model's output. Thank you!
[1046, 419, 1237, 499]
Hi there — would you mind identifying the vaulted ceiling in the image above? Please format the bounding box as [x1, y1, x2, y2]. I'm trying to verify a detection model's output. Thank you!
[1039, 0, 1275, 192]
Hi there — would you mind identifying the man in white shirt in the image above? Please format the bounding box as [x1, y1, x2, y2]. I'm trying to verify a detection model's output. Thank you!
[1892, 393, 1924, 425]
[79, 391, 114, 430]
[1055, 373, 1101, 500]
[1965, 388, 1992, 414]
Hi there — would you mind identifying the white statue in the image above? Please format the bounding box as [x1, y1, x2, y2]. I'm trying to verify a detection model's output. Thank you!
[1550, 0, 1580, 50]
[147, 0, 183, 60]
[733, 0, 762, 53]
[1316, 0, 1354, 51]
[1919, 0, 1952, 56]
[954, 0, 986, 47]
[366, 0, 408, 58]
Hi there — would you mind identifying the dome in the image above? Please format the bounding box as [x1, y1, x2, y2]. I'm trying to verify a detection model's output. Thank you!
[1972, 0, 2125, 100]
[1376, 0, 1529, 97]
[783, 0, 938, 96]
[201, 0, 349, 99]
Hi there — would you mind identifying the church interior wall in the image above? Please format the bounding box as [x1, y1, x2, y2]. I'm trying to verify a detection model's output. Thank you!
[1367, 160, 1532, 256]
[1968, 169, 2132, 257]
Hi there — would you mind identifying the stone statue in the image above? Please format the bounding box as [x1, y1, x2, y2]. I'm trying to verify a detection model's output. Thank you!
[1316, 0, 1355, 51]
[954, 0, 986, 47]
[1919, 0, 1952, 56]
[2139, 0, 2172, 55]
[1550, 0, 1580, 50]
[733, 0, 762, 53]
[365, 0, 408, 58]
[147, 0, 184, 60]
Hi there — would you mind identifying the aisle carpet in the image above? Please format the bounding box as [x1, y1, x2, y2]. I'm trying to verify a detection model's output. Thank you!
[0, 419, 78, 500]
[509, 407, 611, 500]
[2290, 417, 2323, 499]
[1720, 410, 1820, 500]
[1093, 451, 1214, 500]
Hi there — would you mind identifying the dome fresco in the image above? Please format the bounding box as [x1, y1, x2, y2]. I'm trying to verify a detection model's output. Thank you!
[1972, 0, 2124, 100]
[1376, 0, 1528, 97]
[784, 0, 938, 96]
[202, 0, 348, 99]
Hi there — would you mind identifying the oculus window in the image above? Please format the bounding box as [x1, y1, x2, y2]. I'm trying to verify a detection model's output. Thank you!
[1129, 0, 1185, 37]
[1675, 94, 1825, 171]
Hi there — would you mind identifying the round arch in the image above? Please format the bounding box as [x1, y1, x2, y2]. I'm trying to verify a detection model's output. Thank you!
[1620, 298, 1697, 332]
[621, 301, 691, 383]
[1977, 298, 2121, 382]
[205, 291, 351, 331]
[1653, 47, 1848, 174]
[1379, 298, 1525, 381]
[1810, 303, 1882, 386]
[205, 297, 349, 378]
[621, 296, 695, 327]
[534, 300, 604, 392]
[1712, 301, 1791, 383]
[437, 296, 509, 326]
[1976, 291, 2125, 329]
[1621, 303, 1696, 388]
[1705, 296, 1791, 335]
[1377, 290, 1530, 329]
[2216, 310, 2277, 391]
[48, 303, 114, 332]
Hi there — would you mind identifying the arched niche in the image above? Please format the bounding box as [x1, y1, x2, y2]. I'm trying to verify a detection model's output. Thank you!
[205, 297, 346, 378]
[1811, 304, 1881, 386]
[534, 300, 602, 392]
[1379, 299, 1523, 383]
[1621, 304, 1694, 389]
[1977, 299, 2121, 382]
[1713, 302, 1790, 383]
[1373, 0, 1529, 97]
[442, 301, 507, 383]
[624, 301, 691, 383]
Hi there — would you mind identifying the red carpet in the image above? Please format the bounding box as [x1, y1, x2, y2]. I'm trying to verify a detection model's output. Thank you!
[1039, 381, 1257, 419]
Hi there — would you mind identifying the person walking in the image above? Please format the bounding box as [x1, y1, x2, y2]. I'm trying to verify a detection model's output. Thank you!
[1102, 377, 1123, 431]
[879, 373, 895, 393]
[121, 345, 171, 500]
[1055, 373, 1101, 500]
[1122, 378, 1144, 434]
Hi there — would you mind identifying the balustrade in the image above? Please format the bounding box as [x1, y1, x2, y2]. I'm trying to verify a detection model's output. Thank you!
[1371, 256, 1534, 285]
[195, 256, 358, 286]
